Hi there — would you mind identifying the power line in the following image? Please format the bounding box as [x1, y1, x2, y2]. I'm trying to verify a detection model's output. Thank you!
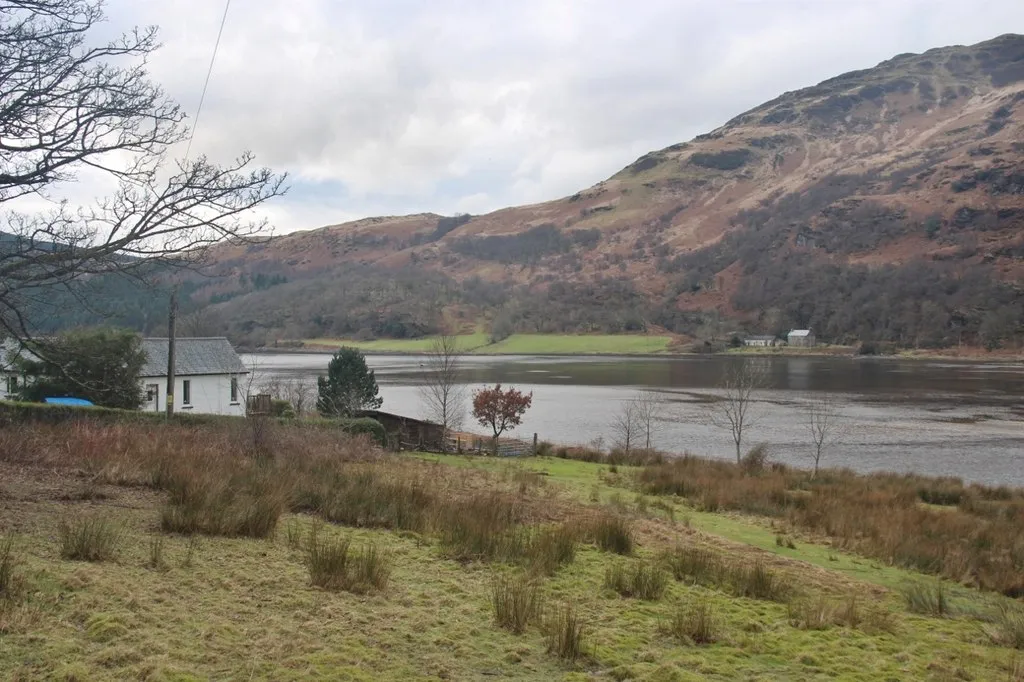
[184, 0, 232, 163]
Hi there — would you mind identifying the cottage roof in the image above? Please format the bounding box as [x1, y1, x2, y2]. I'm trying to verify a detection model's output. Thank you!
[141, 337, 248, 377]
[745, 335, 776, 341]
[788, 329, 813, 337]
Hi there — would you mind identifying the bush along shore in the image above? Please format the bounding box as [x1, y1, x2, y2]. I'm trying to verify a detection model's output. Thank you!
[1, 419, 1023, 679]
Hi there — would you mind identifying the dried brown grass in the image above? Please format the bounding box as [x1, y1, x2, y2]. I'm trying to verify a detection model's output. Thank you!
[639, 455, 1024, 595]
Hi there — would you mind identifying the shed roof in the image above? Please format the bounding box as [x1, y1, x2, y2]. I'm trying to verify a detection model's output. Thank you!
[788, 329, 813, 337]
[141, 337, 248, 377]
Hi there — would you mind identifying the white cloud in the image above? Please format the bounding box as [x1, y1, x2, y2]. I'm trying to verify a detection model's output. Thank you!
[53, 0, 1024, 233]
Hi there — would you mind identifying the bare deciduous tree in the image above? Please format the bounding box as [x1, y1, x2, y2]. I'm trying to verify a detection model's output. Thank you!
[705, 360, 768, 464]
[806, 393, 846, 478]
[419, 335, 467, 451]
[261, 376, 315, 417]
[179, 307, 223, 338]
[632, 392, 664, 450]
[0, 0, 286, 341]
[610, 398, 640, 454]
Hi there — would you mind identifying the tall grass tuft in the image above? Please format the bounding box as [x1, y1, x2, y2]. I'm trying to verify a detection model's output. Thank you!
[661, 545, 725, 587]
[546, 603, 586, 663]
[638, 454, 1024, 596]
[147, 535, 166, 571]
[729, 560, 790, 602]
[160, 468, 285, 539]
[492, 573, 541, 634]
[306, 528, 391, 594]
[586, 512, 634, 555]
[438, 492, 521, 562]
[58, 516, 120, 562]
[902, 581, 951, 617]
[0, 537, 16, 599]
[992, 604, 1024, 649]
[525, 524, 578, 575]
[604, 561, 669, 600]
[664, 599, 718, 644]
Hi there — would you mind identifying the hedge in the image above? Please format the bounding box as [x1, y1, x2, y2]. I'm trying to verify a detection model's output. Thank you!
[0, 400, 386, 445]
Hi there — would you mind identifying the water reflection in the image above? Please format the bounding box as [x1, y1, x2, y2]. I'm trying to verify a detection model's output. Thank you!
[245, 353, 1024, 486]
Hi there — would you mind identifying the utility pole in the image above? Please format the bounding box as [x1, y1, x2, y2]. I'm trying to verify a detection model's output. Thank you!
[166, 286, 177, 418]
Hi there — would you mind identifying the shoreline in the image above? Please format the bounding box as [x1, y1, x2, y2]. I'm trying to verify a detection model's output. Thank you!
[246, 343, 1023, 363]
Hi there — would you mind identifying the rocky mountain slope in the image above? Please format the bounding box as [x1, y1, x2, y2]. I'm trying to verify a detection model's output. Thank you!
[185, 35, 1024, 349]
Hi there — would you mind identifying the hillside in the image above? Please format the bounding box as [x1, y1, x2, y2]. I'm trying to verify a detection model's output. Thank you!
[123, 36, 1024, 349]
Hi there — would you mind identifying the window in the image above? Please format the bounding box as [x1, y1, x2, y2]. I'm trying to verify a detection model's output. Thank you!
[182, 379, 191, 406]
[6, 376, 17, 394]
[230, 377, 239, 403]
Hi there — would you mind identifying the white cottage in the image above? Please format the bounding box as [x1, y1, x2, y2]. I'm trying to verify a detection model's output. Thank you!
[787, 329, 816, 347]
[140, 337, 248, 416]
[1, 336, 249, 416]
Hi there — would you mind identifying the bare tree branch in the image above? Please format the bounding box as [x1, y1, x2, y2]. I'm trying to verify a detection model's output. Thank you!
[704, 360, 768, 464]
[806, 393, 847, 477]
[0, 0, 287, 343]
[418, 335, 467, 451]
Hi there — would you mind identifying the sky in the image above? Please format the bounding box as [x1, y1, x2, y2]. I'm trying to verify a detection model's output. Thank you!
[82, 1, 1024, 233]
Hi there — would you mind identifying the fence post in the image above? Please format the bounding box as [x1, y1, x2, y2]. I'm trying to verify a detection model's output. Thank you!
[533, 433, 538, 455]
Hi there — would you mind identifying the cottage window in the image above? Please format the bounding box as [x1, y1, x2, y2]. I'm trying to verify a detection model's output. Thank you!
[182, 380, 192, 406]
[230, 377, 238, 403]
[6, 376, 17, 394]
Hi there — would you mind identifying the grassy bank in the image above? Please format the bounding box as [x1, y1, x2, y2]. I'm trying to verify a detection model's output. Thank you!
[298, 333, 673, 355]
[2, 421, 1023, 680]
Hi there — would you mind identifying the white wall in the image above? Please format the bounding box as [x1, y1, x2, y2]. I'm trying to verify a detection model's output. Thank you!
[140, 374, 247, 416]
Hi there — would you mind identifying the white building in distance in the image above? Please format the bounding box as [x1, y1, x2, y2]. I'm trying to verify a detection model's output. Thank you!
[1, 337, 249, 417]
[140, 338, 248, 416]
[787, 329, 816, 347]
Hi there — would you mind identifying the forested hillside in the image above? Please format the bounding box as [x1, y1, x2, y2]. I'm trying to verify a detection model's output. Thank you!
[38, 35, 1024, 350]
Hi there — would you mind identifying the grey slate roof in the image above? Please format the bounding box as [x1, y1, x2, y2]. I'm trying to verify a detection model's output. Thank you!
[141, 337, 248, 377]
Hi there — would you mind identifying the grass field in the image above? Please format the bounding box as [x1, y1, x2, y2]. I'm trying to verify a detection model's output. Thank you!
[300, 333, 673, 355]
[2, 421, 1024, 680]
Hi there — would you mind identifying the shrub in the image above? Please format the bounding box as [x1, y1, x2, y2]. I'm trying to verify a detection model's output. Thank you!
[902, 581, 951, 617]
[58, 515, 120, 562]
[546, 603, 586, 662]
[492, 573, 541, 634]
[605, 561, 669, 601]
[586, 512, 634, 555]
[338, 417, 386, 446]
[665, 600, 718, 644]
[661, 545, 725, 587]
[741, 444, 770, 475]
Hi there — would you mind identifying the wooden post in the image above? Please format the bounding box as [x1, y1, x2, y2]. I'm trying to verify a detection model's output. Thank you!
[165, 286, 177, 418]
[533, 433, 538, 455]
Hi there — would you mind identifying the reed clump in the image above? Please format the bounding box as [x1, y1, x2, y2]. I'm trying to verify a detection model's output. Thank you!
[638, 455, 1024, 595]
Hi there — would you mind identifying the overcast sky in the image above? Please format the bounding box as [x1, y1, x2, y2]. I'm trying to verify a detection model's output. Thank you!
[99, 0, 1024, 234]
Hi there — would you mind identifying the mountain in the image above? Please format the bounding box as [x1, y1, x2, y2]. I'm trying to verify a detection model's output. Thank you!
[168, 36, 1024, 349]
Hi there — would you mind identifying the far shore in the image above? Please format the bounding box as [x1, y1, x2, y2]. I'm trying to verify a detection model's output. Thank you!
[244, 334, 1022, 363]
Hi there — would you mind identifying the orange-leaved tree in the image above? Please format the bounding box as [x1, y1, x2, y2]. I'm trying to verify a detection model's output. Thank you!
[472, 384, 533, 454]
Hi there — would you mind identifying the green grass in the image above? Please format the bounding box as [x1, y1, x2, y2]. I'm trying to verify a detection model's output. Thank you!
[483, 334, 672, 355]
[4, 451, 1022, 680]
[300, 332, 672, 355]
[301, 332, 491, 353]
